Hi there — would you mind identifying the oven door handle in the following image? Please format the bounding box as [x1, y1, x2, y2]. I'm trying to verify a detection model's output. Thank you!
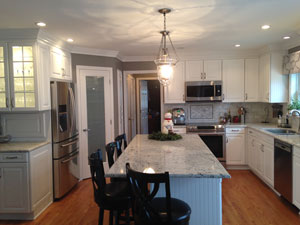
[62, 151, 79, 164]
[198, 132, 225, 135]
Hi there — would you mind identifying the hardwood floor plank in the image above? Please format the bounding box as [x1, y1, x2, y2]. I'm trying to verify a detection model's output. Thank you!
[1, 170, 300, 225]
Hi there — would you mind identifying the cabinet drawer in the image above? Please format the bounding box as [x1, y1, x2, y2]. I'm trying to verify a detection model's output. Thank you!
[0, 152, 28, 162]
[294, 146, 300, 158]
[226, 128, 245, 134]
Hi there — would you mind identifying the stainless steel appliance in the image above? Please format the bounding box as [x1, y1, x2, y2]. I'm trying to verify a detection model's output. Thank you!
[274, 139, 293, 202]
[187, 124, 226, 162]
[172, 108, 185, 125]
[51, 81, 79, 199]
[185, 81, 222, 102]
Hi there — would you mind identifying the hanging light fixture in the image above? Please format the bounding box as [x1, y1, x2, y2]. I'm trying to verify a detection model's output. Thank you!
[155, 8, 179, 86]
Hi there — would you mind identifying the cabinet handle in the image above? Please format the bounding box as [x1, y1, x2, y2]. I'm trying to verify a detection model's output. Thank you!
[201, 72, 203, 79]
[183, 94, 185, 101]
[5, 156, 18, 159]
[261, 144, 264, 152]
[6, 97, 9, 108]
[11, 98, 14, 108]
[249, 130, 253, 133]
[226, 137, 228, 143]
[222, 94, 225, 101]
[204, 72, 206, 79]
[0, 168, 2, 178]
[231, 129, 240, 132]
[245, 93, 248, 100]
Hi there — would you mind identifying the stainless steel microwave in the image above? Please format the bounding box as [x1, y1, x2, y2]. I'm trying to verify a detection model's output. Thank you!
[185, 81, 222, 102]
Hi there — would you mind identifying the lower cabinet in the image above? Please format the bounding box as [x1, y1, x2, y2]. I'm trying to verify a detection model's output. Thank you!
[0, 143, 52, 219]
[293, 147, 300, 209]
[226, 128, 245, 165]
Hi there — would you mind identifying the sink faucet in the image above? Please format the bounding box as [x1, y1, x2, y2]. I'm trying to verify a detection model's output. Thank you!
[289, 109, 300, 116]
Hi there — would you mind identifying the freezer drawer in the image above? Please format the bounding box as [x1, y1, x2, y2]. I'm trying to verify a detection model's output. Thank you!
[53, 135, 79, 159]
[53, 151, 79, 199]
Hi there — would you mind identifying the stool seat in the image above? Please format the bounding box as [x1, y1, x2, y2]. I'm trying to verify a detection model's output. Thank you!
[150, 197, 191, 225]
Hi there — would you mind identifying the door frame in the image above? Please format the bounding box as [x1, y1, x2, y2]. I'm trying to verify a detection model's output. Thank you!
[117, 69, 124, 135]
[136, 77, 162, 134]
[76, 65, 114, 179]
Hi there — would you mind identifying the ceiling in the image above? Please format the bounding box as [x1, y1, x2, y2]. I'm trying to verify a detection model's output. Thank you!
[1, 0, 300, 57]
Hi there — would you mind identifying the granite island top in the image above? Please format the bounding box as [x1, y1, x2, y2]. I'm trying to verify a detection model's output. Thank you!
[0, 141, 50, 152]
[106, 134, 231, 179]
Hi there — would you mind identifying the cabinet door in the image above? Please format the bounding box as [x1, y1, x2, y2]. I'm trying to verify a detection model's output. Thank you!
[293, 155, 300, 209]
[245, 59, 259, 102]
[226, 134, 245, 165]
[256, 142, 264, 176]
[259, 54, 270, 102]
[10, 44, 37, 110]
[247, 135, 256, 170]
[50, 48, 63, 78]
[0, 163, 30, 213]
[185, 60, 203, 81]
[62, 53, 72, 80]
[263, 143, 274, 186]
[223, 59, 245, 102]
[0, 44, 9, 111]
[203, 60, 222, 81]
[164, 62, 185, 103]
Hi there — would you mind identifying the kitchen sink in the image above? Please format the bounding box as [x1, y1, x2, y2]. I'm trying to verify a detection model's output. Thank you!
[263, 128, 298, 135]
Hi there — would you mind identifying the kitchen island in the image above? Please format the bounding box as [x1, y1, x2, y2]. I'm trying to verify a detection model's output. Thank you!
[107, 134, 230, 225]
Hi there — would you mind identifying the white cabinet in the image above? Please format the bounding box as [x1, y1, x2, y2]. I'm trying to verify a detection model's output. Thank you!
[245, 58, 259, 102]
[0, 144, 53, 219]
[259, 53, 288, 103]
[185, 60, 222, 81]
[164, 61, 185, 104]
[263, 143, 274, 186]
[247, 131, 256, 170]
[0, 41, 51, 111]
[50, 47, 72, 81]
[226, 128, 245, 165]
[222, 59, 245, 102]
[293, 147, 300, 210]
[0, 162, 30, 213]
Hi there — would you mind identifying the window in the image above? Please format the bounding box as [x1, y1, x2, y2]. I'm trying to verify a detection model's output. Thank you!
[289, 73, 300, 103]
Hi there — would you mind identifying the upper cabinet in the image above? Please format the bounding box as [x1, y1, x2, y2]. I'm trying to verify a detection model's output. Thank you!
[245, 58, 259, 102]
[50, 47, 72, 81]
[164, 61, 185, 104]
[222, 59, 245, 102]
[186, 60, 222, 81]
[0, 41, 50, 111]
[259, 53, 288, 103]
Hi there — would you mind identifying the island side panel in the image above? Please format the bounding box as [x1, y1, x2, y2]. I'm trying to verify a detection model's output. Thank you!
[156, 177, 222, 225]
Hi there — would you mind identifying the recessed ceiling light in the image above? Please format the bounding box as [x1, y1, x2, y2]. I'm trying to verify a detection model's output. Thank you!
[261, 24, 270, 30]
[35, 22, 46, 27]
[235, 44, 241, 47]
[67, 38, 74, 43]
[283, 36, 291, 40]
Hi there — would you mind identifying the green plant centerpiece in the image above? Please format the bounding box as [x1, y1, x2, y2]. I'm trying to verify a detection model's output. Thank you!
[288, 97, 300, 111]
[148, 131, 182, 141]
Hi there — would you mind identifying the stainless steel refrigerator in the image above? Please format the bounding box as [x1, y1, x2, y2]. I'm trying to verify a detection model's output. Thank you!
[51, 81, 79, 199]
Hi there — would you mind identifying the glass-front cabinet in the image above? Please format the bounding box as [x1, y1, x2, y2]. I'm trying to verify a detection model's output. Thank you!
[0, 41, 50, 111]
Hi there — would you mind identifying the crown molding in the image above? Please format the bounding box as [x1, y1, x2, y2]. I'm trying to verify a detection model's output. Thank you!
[71, 46, 119, 58]
[0, 28, 39, 41]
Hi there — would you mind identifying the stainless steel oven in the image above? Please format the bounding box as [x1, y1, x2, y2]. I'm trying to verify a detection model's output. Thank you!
[185, 81, 222, 102]
[187, 125, 226, 162]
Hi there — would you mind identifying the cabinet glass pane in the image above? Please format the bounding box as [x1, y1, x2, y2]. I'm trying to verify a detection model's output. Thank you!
[24, 62, 34, 77]
[13, 62, 23, 77]
[24, 78, 34, 91]
[0, 93, 6, 108]
[0, 78, 5, 92]
[25, 93, 35, 107]
[23, 46, 33, 61]
[0, 63, 4, 77]
[0, 47, 3, 61]
[14, 78, 24, 91]
[15, 93, 25, 107]
[13, 46, 22, 61]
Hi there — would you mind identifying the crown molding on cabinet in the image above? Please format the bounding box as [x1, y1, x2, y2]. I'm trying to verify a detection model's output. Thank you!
[71, 45, 120, 58]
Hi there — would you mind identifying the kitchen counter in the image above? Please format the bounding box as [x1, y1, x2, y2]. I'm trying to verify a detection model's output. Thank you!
[0, 141, 51, 152]
[106, 134, 230, 178]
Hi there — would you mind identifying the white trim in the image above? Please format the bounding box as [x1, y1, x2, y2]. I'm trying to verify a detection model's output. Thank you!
[117, 69, 124, 135]
[76, 65, 114, 179]
[71, 46, 119, 58]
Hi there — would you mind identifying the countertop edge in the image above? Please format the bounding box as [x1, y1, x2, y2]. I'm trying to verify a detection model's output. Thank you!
[0, 141, 51, 152]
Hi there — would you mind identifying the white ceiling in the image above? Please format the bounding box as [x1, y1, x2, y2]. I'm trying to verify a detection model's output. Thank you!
[1, 0, 300, 57]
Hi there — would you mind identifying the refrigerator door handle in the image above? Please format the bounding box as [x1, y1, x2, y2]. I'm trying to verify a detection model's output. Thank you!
[61, 151, 79, 164]
[60, 138, 79, 148]
[68, 87, 76, 134]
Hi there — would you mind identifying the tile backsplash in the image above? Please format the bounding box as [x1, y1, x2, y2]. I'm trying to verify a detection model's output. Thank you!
[164, 102, 287, 124]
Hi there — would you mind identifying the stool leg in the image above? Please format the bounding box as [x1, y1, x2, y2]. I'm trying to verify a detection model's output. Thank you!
[109, 210, 113, 225]
[98, 208, 104, 225]
[115, 211, 119, 225]
[125, 210, 130, 225]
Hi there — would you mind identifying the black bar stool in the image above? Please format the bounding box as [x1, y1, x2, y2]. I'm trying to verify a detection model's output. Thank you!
[115, 133, 128, 157]
[89, 149, 131, 225]
[126, 163, 191, 225]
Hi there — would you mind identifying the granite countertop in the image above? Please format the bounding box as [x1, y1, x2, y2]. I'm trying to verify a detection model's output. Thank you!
[106, 134, 231, 179]
[0, 141, 51, 152]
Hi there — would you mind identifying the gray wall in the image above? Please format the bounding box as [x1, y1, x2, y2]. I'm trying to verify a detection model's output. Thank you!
[122, 61, 156, 71]
[71, 53, 123, 136]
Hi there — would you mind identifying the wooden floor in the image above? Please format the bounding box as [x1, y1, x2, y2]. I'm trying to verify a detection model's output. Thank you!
[0, 170, 300, 225]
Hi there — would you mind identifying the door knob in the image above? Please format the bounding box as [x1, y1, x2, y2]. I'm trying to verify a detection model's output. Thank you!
[83, 128, 91, 132]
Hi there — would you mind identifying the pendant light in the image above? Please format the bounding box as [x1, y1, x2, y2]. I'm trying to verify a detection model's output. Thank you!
[155, 8, 179, 86]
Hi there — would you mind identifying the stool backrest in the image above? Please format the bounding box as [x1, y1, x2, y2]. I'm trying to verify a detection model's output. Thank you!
[105, 142, 119, 168]
[126, 163, 172, 225]
[115, 133, 127, 156]
[89, 149, 106, 206]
